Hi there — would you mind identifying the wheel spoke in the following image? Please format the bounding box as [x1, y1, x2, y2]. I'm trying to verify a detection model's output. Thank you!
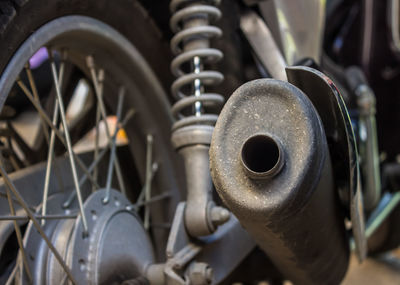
[5, 258, 18, 285]
[27, 51, 67, 195]
[133, 191, 170, 209]
[63, 148, 109, 208]
[0, 17, 172, 284]
[144, 134, 154, 230]
[93, 69, 104, 193]
[24, 49, 66, 141]
[87, 56, 127, 195]
[48, 49, 89, 234]
[103, 87, 125, 204]
[2, 155, 33, 282]
[39, 50, 69, 223]
[0, 157, 77, 284]
[136, 162, 158, 205]
[17, 77, 101, 189]
[0, 214, 78, 221]
[41, 98, 60, 226]
[63, 108, 135, 208]
[25, 62, 50, 142]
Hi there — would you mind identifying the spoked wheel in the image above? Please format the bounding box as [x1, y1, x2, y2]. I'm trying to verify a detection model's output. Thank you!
[0, 15, 181, 284]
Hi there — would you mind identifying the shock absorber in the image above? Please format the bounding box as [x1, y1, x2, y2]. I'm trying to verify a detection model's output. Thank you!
[169, 0, 229, 237]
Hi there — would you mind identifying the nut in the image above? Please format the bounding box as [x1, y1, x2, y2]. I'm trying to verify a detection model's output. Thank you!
[187, 262, 213, 285]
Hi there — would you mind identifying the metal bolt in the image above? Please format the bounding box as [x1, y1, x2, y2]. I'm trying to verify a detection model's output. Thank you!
[187, 262, 213, 285]
[211, 206, 230, 226]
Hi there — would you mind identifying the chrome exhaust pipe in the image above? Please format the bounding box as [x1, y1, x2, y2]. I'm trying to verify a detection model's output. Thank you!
[210, 79, 349, 285]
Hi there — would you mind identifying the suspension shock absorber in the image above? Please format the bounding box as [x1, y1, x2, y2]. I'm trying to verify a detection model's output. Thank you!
[170, 0, 229, 237]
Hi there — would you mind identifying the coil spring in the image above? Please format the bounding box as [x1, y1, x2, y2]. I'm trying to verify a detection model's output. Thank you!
[170, 0, 225, 130]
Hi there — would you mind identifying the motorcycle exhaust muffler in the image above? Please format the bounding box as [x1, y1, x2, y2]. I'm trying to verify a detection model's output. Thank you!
[210, 79, 349, 285]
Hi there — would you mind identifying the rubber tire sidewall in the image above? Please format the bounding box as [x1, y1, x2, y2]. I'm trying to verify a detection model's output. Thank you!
[0, 0, 174, 94]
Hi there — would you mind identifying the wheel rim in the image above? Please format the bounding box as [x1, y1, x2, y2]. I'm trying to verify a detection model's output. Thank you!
[0, 16, 181, 284]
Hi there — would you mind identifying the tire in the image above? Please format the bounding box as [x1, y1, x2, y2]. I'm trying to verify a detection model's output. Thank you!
[0, 0, 174, 93]
[0, 0, 184, 283]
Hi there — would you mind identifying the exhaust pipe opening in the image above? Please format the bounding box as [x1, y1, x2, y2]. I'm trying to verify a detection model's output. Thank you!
[240, 134, 284, 179]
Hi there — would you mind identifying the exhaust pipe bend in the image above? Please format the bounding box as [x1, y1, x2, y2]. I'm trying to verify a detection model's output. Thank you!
[210, 79, 349, 285]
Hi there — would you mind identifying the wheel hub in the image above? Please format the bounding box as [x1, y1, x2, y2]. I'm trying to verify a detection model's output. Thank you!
[22, 189, 153, 284]
[0, 15, 180, 283]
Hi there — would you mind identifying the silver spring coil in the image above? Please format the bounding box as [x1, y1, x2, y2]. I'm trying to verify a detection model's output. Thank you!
[170, 0, 225, 131]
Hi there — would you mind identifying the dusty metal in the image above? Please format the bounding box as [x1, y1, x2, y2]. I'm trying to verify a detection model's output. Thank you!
[0, 155, 85, 262]
[259, 0, 325, 64]
[20, 193, 77, 284]
[147, 202, 255, 285]
[49, 49, 89, 234]
[186, 262, 213, 285]
[21, 189, 154, 284]
[286, 66, 367, 261]
[171, 126, 217, 236]
[41, 51, 67, 226]
[193, 215, 255, 283]
[345, 66, 381, 211]
[0, 15, 184, 282]
[169, 0, 229, 237]
[162, 202, 202, 285]
[169, 0, 224, 129]
[3, 165, 33, 282]
[103, 88, 125, 204]
[17, 79, 101, 189]
[87, 55, 127, 196]
[93, 69, 103, 193]
[0, 166, 77, 284]
[0, 214, 77, 221]
[144, 134, 154, 230]
[69, 189, 154, 284]
[210, 78, 349, 285]
[356, 85, 381, 210]
[62, 109, 135, 208]
[240, 11, 287, 81]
